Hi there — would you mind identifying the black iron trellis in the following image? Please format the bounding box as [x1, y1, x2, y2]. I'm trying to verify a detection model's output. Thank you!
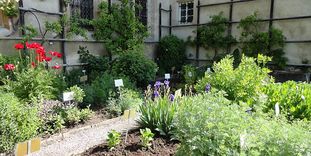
[159, 0, 311, 65]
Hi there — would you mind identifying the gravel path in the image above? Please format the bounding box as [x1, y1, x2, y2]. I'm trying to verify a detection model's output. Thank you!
[30, 117, 138, 156]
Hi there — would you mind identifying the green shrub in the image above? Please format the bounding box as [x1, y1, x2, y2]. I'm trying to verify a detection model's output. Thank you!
[157, 35, 186, 74]
[111, 52, 157, 87]
[174, 93, 311, 156]
[263, 81, 311, 120]
[3, 68, 64, 103]
[66, 85, 85, 103]
[195, 55, 272, 105]
[54, 106, 93, 126]
[64, 68, 85, 87]
[82, 72, 135, 108]
[107, 88, 143, 117]
[182, 64, 197, 85]
[0, 93, 40, 153]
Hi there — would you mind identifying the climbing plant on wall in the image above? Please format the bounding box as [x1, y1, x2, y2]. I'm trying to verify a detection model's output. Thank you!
[238, 12, 287, 68]
[92, 0, 149, 57]
[194, 12, 236, 62]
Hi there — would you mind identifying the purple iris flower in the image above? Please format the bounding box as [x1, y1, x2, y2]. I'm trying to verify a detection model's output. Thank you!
[205, 84, 211, 93]
[154, 81, 161, 89]
[154, 90, 159, 97]
[164, 80, 170, 87]
[169, 94, 175, 102]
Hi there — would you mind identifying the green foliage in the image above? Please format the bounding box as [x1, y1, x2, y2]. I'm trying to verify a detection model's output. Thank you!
[195, 55, 272, 105]
[111, 52, 157, 87]
[61, 14, 89, 39]
[174, 93, 311, 155]
[0, 0, 19, 17]
[20, 25, 38, 43]
[182, 64, 197, 85]
[138, 97, 177, 136]
[263, 81, 311, 120]
[66, 85, 85, 103]
[107, 88, 143, 117]
[54, 106, 93, 126]
[82, 73, 135, 108]
[140, 128, 154, 148]
[157, 35, 186, 73]
[92, 0, 148, 55]
[77, 46, 110, 81]
[0, 93, 40, 153]
[195, 12, 236, 61]
[238, 12, 287, 68]
[3, 68, 64, 103]
[107, 130, 121, 150]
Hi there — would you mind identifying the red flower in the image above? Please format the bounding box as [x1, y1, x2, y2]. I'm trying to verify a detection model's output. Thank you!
[44, 57, 52, 62]
[14, 43, 24, 50]
[26, 42, 42, 49]
[49, 51, 62, 58]
[36, 46, 46, 56]
[52, 65, 61, 69]
[31, 62, 36, 68]
[4, 64, 15, 71]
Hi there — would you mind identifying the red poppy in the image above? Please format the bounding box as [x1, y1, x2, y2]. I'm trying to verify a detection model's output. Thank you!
[26, 42, 42, 49]
[52, 65, 61, 69]
[44, 57, 52, 62]
[4, 64, 15, 71]
[14, 43, 24, 50]
[31, 62, 36, 68]
[36, 46, 46, 56]
[49, 51, 62, 58]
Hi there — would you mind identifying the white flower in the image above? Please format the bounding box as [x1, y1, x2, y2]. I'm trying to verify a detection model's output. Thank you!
[301, 95, 305, 101]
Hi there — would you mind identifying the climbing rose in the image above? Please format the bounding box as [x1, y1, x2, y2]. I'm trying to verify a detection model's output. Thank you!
[4, 64, 15, 71]
[14, 43, 24, 50]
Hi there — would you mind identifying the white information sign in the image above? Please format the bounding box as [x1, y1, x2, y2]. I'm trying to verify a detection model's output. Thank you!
[275, 103, 280, 116]
[165, 73, 171, 79]
[114, 79, 124, 87]
[80, 75, 88, 82]
[63, 92, 74, 102]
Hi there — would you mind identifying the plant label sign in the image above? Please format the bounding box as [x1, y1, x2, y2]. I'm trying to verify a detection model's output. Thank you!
[15, 138, 41, 156]
[165, 73, 171, 79]
[275, 103, 280, 116]
[63, 92, 74, 102]
[114, 79, 124, 87]
[123, 109, 136, 120]
[80, 75, 88, 82]
[188, 72, 193, 77]
[175, 89, 182, 99]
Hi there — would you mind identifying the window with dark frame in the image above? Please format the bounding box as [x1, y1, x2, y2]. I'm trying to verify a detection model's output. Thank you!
[179, 2, 194, 24]
[135, 0, 147, 26]
[70, 0, 94, 20]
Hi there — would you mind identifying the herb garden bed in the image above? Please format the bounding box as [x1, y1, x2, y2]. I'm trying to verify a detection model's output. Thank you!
[80, 130, 179, 156]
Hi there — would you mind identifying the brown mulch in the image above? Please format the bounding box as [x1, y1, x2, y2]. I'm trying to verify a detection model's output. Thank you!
[81, 131, 179, 156]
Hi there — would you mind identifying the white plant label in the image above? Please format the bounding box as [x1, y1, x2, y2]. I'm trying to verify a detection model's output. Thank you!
[207, 68, 211, 73]
[114, 79, 124, 87]
[188, 72, 192, 77]
[80, 75, 88, 82]
[63, 92, 74, 102]
[82, 70, 86, 73]
[165, 73, 171, 79]
[275, 103, 280, 116]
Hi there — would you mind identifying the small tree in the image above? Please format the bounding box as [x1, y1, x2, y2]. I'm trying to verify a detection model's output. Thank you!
[92, 0, 149, 57]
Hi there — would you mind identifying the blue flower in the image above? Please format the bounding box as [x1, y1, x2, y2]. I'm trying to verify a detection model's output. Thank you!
[169, 94, 175, 102]
[164, 80, 170, 87]
[154, 81, 161, 89]
[154, 90, 159, 97]
[205, 84, 211, 93]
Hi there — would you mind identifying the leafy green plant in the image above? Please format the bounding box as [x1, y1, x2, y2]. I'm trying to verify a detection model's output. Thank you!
[195, 55, 272, 105]
[238, 12, 287, 68]
[138, 82, 177, 136]
[66, 85, 85, 103]
[263, 81, 311, 120]
[140, 128, 154, 148]
[53, 106, 93, 126]
[174, 93, 311, 156]
[107, 88, 143, 117]
[82, 72, 135, 108]
[194, 12, 236, 61]
[92, 0, 148, 56]
[0, 0, 19, 17]
[0, 93, 40, 153]
[107, 130, 121, 150]
[182, 64, 197, 85]
[111, 52, 157, 87]
[157, 35, 186, 74]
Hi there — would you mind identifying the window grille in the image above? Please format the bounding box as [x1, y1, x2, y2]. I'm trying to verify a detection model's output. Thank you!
[135, 0, 147, 26]
[70, 0, 93, 20]
[179, 2, 193, 24]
